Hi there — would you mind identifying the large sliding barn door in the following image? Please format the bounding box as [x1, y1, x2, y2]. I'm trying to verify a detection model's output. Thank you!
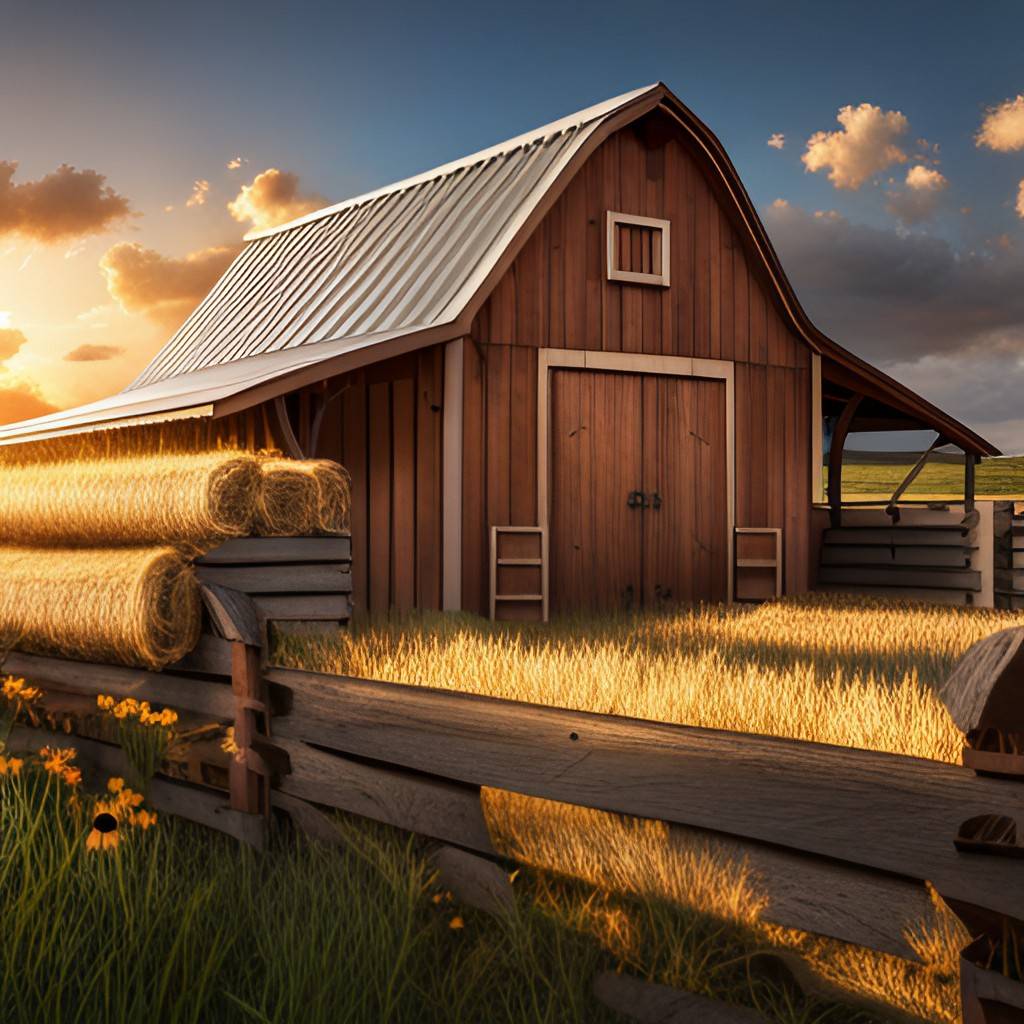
[549, 369, 727, 613]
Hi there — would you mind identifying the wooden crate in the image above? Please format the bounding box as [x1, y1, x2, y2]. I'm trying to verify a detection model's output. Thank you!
[734, 528, 782, 602]
[489, 527, 548, 622]
[196, 536, 353, 627]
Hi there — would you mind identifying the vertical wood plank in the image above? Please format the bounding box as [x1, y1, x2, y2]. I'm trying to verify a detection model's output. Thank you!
[417, 347, 444, 610]
[391, 377, 416, 613]
[509, 346, 538, 525]
[368, 382, 392, 615]
[461, 340, 486, 614]
[341, 373, 369, 615]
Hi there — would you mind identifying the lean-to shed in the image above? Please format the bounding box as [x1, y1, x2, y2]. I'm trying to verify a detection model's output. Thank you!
[0, 83, 999, 616]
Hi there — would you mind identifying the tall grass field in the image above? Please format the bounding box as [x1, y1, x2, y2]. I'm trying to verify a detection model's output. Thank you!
[5, 594, 1022, 1022]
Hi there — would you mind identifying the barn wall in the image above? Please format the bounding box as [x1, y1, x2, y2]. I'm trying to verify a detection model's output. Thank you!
[462, 119, 813, 614]
[311, 347, 445, 616]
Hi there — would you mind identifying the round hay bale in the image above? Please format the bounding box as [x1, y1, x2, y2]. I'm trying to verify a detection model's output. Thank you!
[0, 452, 259, 547]
[254, 458, 320, 536]
[0, 546, 201, 670]
[308, 459, 351, 535]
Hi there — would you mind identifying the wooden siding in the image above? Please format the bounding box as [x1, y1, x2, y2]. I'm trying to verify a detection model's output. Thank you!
[312, 348, 445, 616]
[464, 118, 813, 613]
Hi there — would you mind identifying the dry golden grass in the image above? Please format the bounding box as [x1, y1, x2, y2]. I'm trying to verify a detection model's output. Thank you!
[0, 451, 260, 547]
[0, 546, 200, 669]
[276, 594, 1024, 1023]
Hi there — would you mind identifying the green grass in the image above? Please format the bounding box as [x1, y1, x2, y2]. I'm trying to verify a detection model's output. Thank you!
[827, 454, 1024, 498]
[0, 751, 877, 1024]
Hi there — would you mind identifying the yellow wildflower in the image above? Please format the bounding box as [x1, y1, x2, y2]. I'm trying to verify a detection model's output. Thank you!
[61, 766, 82, 787]
[40, 746, 77, 776]
[221, 727, 239, 755]
[96, 695, 115, 711]
[85, 811, 120, 852]
[0, 755, 23, 777]
[107, 777, 124, 794]
[131, 809, 157, 830]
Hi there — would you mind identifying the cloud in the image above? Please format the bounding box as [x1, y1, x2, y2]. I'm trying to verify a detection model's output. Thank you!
[227, 156, 244, 170]
[977, 95, 1024, 152]
[64, 343, 125, 362]
[0, 383, 58, 425]
[228, 168, 326, 232]
[1017, 179, 1024, 219]
[0, 161, 132, 243]
[763, 199, 1024, 450]
[884, 164, 949, 224]
[767, 133, 785, 150]
[0, 327, 27, 363]
[802, 104, 909, 190]
[100, 241, 239, 330]
[186, 179, 210, 208]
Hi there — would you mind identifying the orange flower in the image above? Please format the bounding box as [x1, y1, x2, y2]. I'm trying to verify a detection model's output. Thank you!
[449, 916, 465, 931]
[40, 746, 77, 776]
[0, 755, 23, 777]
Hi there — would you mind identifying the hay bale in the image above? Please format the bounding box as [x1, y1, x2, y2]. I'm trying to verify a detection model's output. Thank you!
[308, 460, 351, 535]
[254, 458, 351, 536]
[0, 452, 259, 547]
[0, 546, 201, 669]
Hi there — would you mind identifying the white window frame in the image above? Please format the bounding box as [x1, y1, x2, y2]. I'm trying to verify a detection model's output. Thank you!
[606, 211, 671, 287]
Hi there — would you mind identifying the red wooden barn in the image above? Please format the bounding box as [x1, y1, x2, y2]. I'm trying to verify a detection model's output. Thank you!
[0, 83, 998, 617]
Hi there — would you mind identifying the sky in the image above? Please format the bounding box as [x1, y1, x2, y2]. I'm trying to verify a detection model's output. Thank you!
[2, 0, 1024, 451]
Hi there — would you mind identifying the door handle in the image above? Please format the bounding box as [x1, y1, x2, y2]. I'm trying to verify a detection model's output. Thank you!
[626, 490, 648, 509]
[650, 492, 662, 510]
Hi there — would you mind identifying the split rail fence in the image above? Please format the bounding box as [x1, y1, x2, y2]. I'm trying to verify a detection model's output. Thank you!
[3, 581, 1023, 1023]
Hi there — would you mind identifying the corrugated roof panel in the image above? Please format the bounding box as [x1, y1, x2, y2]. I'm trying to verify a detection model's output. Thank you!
[127, 88, 648, 389]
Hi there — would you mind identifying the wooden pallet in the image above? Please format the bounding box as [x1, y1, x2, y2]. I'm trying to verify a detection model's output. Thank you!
[196, 536, 353, 628]
[489, 526, 548, 622]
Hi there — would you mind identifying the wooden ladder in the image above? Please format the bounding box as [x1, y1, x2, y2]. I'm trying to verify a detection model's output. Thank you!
[489, 526, 548, 622]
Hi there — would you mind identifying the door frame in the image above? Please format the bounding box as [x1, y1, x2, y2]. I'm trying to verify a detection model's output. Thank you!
[537, 349, 736, 603]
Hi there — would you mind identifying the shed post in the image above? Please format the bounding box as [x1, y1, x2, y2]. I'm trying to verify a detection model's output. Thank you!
[964, 452, 976, 514]
[828, 394, 862, 529]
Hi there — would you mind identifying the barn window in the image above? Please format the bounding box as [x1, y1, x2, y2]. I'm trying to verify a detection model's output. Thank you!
[606, 212, 671, 287]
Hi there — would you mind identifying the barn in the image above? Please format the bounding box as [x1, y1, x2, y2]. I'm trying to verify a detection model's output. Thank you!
[0, 83, 1000, 617]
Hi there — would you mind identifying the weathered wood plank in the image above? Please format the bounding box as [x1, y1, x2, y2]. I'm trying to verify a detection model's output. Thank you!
[253, 593, 352, 622]
[1, 651, 234, 720]
[196, 565, 353, 594]
[817, 565, 980, 591]
[198, 537, 352, 565]
[200, 584, 264, 646]
[166, 633, 234, 678]
[593, 971, 762, 1023]
[275, 735, 495, 855]
[266, 666, 1024, 922]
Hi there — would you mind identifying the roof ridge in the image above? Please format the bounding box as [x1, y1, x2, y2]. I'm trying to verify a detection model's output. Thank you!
[244, 83, 664, 242]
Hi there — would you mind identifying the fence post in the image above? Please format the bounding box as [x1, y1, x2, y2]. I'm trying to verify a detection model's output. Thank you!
[230, 640, 270, 821]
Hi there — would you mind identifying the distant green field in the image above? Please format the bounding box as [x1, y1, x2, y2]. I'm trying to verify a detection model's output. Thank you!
[828, 455, 1024, 499]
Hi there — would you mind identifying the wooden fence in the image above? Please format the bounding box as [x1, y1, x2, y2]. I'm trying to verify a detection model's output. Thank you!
[3, 585, 1023, 1023]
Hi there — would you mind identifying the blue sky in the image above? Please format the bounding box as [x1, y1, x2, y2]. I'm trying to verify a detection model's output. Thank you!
[2, 1, 1024, 450]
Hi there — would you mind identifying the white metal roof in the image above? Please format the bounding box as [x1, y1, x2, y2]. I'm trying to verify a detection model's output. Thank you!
[130, 84, 660, 389]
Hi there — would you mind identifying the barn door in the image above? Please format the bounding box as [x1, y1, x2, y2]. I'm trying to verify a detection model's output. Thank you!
[549, 368, 728, 613]
[640, 375, 728, 606]
[549, 369, 643, 612]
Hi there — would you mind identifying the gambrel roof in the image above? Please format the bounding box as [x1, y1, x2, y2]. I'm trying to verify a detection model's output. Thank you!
[0, 83, 998, 454]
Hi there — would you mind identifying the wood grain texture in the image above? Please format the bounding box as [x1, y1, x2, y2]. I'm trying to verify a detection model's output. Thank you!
[197, 565, 352, 594]
[198, 537, 352, 565]
[1, 650, 234, 720]
[594, 971, 763, 1023]
[200, 583, 263, 647]
[275, 735, 495, 854]
[267, 665, 1024, 922]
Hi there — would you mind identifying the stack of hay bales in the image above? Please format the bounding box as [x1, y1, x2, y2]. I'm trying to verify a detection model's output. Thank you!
[0, 451, 350, 670]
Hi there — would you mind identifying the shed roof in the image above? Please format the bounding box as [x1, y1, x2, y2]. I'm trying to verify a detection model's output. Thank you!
[0, 82, 1000, 455]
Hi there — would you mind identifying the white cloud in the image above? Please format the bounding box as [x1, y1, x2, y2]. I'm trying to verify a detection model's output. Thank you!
[767, 133, 785, 150]
[884, 164, 948, 225]
[186, 179, 210, 208]
[227, 156, 244, 170]
[0, 310, 11, 328]
[1017, 179, 1024, 219]
[977, 95, 1024, 152]
[802, 104, 909, 190]
[228, 168, 326, 233]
